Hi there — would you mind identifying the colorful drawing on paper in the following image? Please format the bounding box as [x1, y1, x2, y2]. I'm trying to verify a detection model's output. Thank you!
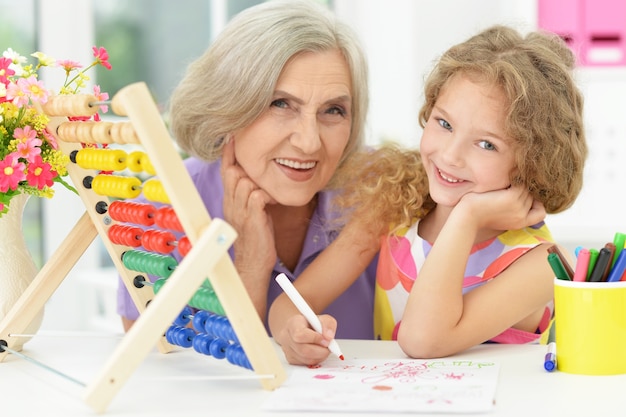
[263, 358, 500, 413]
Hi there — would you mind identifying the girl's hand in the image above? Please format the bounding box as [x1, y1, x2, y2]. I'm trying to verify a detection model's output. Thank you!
[277, 314, 337, 366]
[221, 140, 276, 316]
[459, 185, 546, 232]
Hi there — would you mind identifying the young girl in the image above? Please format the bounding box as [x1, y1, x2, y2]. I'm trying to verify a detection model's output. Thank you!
[268, 25, 587, 365]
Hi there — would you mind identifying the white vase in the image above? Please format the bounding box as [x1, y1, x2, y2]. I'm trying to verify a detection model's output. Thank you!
[0, 193, 44, 351]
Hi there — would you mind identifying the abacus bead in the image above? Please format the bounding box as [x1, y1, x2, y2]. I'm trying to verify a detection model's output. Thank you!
[221, 317, 238, 342]
[192, 310, 210, 332]
[121, 250, 177, 278]
[203, 313, 215, 336]
[173, 306, 193, 326]
[108, 224, 143, 247]
[56, 121, 81, 143]
[168, 326, 184, 346]
[165, 325, 177, 344]
[153, 278, 166, 294]
[110, 93, 126, 116]
[42, 94, 99, 117]
[175, 327, 196, 348]
[142, 179, 170, 204]
[213, 316, 227, 339]
[110, 122, 139, 144]
[209, 338, 229, 359]
[141, 153, 156, 175]
[193, 290, 210, 312]
[154, 207, 183, 232]
[72, 121, 112, 144]
[178, 236, 192, 257]
[126, 151, 145, 173]
[75, 148, 127, 171]
[209, 296, 225, 316]
[226, 344, 251, 369]
[108, 201, 156, 226]
[142, 229, 176, 254]
[90, 121, 115, 144]
[194, 334, 214, 355]
[92, 175, 141, 199]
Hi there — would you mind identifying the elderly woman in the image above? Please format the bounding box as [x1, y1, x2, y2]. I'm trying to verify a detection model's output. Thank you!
[118, 0, 377, 340]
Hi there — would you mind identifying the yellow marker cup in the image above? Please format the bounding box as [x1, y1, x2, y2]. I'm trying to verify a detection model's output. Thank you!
[554, 279, 626, 375]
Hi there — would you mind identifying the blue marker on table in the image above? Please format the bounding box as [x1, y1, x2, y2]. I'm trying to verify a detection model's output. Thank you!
[544, 342, 557, 372]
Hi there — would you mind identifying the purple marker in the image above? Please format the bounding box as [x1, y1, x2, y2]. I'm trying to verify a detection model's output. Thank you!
[544, 342, 556, 372]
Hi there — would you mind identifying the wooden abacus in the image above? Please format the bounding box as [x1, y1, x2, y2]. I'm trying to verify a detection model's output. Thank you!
[0, 82, 286, 413]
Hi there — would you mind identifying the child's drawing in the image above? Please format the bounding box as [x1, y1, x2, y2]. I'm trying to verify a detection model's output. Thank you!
[263, 358, 499, 413]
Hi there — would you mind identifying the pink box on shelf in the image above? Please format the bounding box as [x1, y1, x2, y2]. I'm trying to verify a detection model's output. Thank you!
[582, 0, 626, 66]
[538, 0, 583, 63]
[538, 0, 626, 67]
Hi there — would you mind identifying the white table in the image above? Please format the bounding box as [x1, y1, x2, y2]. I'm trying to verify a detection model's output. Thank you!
[1, 334, 625, 416]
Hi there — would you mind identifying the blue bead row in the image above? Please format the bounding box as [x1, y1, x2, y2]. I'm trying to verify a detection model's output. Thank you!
[166, 308, 252, 370]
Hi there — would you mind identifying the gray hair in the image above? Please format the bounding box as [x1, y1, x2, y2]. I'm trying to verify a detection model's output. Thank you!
[169, 0, 369, 174]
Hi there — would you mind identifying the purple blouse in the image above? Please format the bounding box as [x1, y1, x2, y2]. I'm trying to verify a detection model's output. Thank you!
[117, 157, 377, 339]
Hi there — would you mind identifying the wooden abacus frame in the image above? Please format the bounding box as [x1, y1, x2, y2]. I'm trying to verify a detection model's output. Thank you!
[0, 82, 286, 413]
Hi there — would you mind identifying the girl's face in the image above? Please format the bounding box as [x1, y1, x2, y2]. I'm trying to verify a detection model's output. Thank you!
[420, 73, 517, 208]
[232, 49, 353, 207]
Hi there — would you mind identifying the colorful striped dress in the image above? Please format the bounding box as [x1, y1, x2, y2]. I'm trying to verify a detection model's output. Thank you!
[374, 220, 554, 343]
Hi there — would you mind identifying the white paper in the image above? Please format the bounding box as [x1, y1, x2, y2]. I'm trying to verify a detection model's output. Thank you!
[263, 357, 499, 414]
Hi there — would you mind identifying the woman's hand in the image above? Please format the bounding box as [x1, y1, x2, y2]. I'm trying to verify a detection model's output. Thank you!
[221, 140, 276, 318]
[276, 313, 337, 366]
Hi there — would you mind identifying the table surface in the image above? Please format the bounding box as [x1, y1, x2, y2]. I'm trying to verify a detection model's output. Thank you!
[1, 333, 625, 417]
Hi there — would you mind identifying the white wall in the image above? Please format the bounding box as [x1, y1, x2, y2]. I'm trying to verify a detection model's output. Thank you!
[334, 0, 538, 147]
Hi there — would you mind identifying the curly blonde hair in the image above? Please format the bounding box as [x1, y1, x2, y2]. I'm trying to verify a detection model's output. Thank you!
[335, 25, 587, 234]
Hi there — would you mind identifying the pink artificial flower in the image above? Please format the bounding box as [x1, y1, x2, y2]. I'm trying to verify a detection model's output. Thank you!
[5, 79, 28, 107]
[26, 155, 57, 189]
[43, 128, 59, 150]
[14, 126, 43, 163]
[13, 125, 38, 141]
[93, 85, 109, 113]
[56, 59, 83, 75]
[6, 75, 49, 106]
[92, 46, 112, 70]
[20, 76, 49, 104]
[0, 57, 15, 84]
[0, 153, 27, 192]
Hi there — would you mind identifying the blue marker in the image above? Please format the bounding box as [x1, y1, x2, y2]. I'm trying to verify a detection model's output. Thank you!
[607, 249, 626, 282]
[544, 342, 557, 372]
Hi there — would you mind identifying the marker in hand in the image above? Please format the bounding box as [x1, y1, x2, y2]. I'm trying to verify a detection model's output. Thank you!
[275, 273, 344, 360]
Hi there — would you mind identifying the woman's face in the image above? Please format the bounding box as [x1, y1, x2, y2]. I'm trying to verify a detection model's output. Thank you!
[232, 49, 353, 207]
